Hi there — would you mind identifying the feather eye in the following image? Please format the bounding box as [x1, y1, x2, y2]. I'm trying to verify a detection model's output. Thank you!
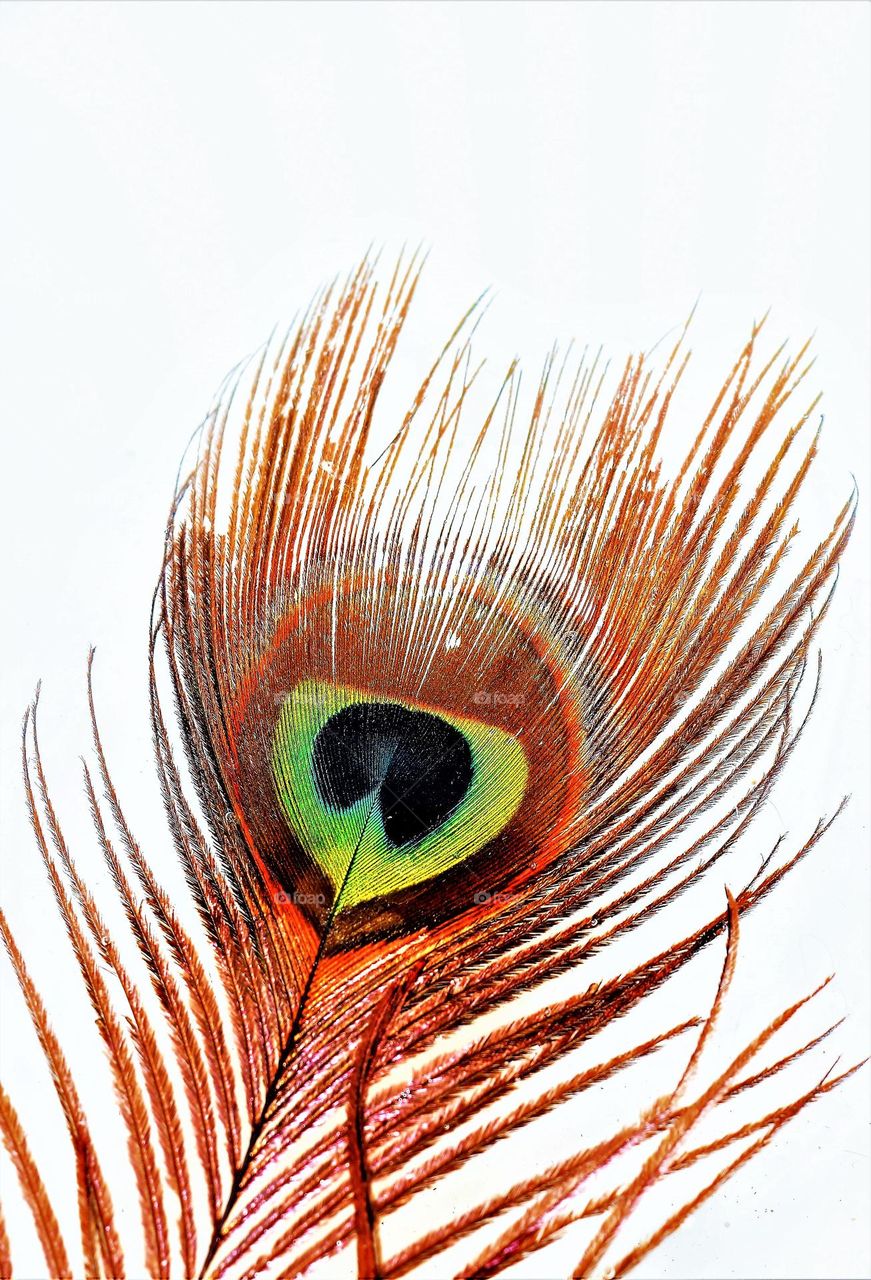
[231, 569, 587, 947]
[0, 254, 862, 1280]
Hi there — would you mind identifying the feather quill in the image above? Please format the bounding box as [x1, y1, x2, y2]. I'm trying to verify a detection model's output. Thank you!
[0, 254, 862, 1279]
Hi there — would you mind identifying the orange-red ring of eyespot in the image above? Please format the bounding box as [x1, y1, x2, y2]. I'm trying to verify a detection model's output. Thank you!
[221, 574, 589, 924]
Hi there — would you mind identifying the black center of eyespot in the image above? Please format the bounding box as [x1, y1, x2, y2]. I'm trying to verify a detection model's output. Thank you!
[312, 702, 473, 847]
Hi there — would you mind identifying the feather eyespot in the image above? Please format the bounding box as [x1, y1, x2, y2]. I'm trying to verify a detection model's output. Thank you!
[224, 570, 591, 945]
[272, 683, 526, 912]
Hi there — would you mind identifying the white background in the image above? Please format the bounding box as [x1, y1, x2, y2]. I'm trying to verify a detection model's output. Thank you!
[1, 3, 869, 1278]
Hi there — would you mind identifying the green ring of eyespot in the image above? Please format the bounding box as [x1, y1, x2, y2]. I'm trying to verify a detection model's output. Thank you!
[271, 680, 529, 910]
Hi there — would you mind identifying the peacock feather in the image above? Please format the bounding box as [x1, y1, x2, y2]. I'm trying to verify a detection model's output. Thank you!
[0, 254, 862, 1279]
